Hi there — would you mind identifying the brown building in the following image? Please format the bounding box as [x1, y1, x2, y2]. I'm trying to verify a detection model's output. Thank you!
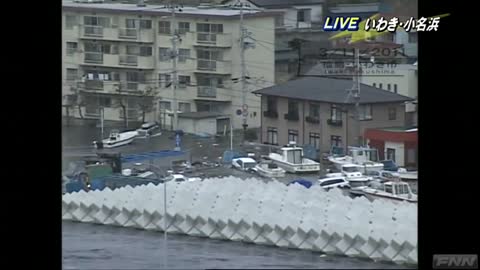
[253, 76, 413, 154]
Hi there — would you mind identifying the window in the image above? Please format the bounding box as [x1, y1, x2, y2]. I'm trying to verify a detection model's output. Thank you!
[140, 19, 152, 29]
[286, 149, 302, 164]
[379, 83, 383, 89]
[178, 75, 190, 88]
[179, 102, 191, 112]
[297, 9, 311, 23]
[178, 22, 190, 34]
[66, 42, 77, 55]
[99, 97, 111, 107]
[159, 73, 171, 87]
[125, 72, 142, 85]
[158, 21, 171, 34]
[385, 185, 393, 194]
[267, 127, 278, 145]
[178, 49, 190, 62]
[309, 103, 320, 118]
[197, 50, 222, 61]
[309, 133, 320, 149]
[197, 101, 221, 112]
[140, 46, 152, 56]
[359, 105, 372, 120]
[394, 84, 398, 93]
[331, 104, 342, 121]
[386, 148, 396, 162]
[84, 70, 111, 81]
[159, 101, 171, 111]
[331, 135, 342, 147]
[408, 32, 417, 43]
[407, 148, 416, 164]
[84, 16, 110, 27]
[126, 45, 139, 55]
[65, 15, 77, 29]
[275, 15, 284, 27]
[197, 23, 223, 33]
[388, 107, 397, 120]
[266, 96, 277, 112]
[197, 76, 223, 88]
[387, 84, 391, 91]
[159, 47, 170, 61]
[288, 129, 298, 143]
[288, 100, 299, 116]
[125, 19, 136, 29]
[66, 69, 77, 81]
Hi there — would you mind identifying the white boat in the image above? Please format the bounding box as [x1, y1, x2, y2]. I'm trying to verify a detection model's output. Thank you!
[268, 142, 320, 173]
[397, 168, 418, 181]
[93, 129, 137, 149]
[254, 161, 286, 178]
[326, 164, 373, 189]
[355, 180, 418, 203]
[136, 122, 161, 138]
[328, 146, 384, 174]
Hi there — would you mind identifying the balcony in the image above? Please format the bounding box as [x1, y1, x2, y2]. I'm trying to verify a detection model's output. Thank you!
[119, 55, 138, 66]
[83, 25, 103, 37]
[263, 110, 278, 118]
[284, 113, 299, 121]
[306, 116, 320, 124]
[118, 28, 138, 39]
[84, 52, 103, 64]
[196, 60, 232, 75]
[197, 86, 216, 98]
[191, 32, 232, 47]
[327, 119, 343, 126]
[77, 80, 120, 93]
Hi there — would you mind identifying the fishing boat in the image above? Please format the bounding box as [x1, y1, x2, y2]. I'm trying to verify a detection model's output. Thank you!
[254, 160, 286, 178]
[93, 129, 137, 149]
[355, 180, 418, 203]
[328, 146, 384, 173]
[136, 122, 161, 138]
[326, 164, 373, 190]
[268, 142, 320, 173]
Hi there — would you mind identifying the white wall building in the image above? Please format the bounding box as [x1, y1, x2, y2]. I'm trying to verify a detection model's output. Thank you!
[223, 0, 325, 29]
[62, 1, 276, 133]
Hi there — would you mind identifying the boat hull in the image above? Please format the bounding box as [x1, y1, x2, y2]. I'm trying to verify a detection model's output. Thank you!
[272, 160, 320, 173]
[363, 191, 417, 203]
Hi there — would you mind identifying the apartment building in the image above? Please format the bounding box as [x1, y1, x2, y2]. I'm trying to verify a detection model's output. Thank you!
[253, 76, 413, 153]
[62, 1, 276, 132]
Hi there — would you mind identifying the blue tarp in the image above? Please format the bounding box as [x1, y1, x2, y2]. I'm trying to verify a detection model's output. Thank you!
[65, 181, 84, 193]
[288, 179, 313, 189]
[121, 150, 185, 163]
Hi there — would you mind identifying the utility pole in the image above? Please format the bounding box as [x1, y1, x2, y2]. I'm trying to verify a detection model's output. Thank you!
[352, 47, 361, 146]
[170, 3, 179, 131]
[239, 2, 248, 141]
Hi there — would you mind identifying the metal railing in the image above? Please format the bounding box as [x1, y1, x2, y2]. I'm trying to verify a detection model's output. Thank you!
[118, 28, 138, 39]
[84, 52, 103, 64]
[197, 86, 216, 98]
[119, 55, 138, 66]
[84, 25, 104, 37]
[197, 33, 217, 44]
[197, 60, 216, 71]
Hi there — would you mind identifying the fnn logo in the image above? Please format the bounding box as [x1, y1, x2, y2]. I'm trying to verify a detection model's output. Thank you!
[433, 254, 478, 269]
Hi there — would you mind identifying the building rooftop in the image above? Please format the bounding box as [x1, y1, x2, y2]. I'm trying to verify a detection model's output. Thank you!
[63, 1, 281, 18]
[252, 76, 413, 104]
[329, 3, 380, 14]
[241, 0, 325, 8]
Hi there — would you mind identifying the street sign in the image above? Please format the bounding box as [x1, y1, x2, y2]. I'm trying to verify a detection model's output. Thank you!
[242, 104, 248, 111]
[243, 110, 249, 117]
[236, 109, 242, 116]
[175, 133, 181, 148]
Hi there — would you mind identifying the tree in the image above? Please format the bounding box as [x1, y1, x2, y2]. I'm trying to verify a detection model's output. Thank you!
[137, 87, 156, 123]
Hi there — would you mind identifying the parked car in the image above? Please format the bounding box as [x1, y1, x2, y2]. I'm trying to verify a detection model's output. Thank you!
[318, 177, 350, 190]
[231, 157, 257, 172]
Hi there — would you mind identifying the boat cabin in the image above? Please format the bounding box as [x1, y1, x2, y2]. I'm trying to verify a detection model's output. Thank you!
[379, 181, 413, 197]
[347, 146, 380, 163]
[279, 142, 304, 165]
